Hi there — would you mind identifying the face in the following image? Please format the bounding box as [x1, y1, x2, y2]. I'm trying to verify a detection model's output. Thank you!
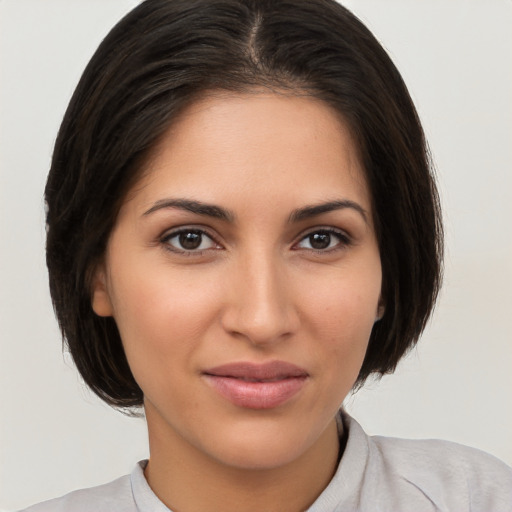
[92, 92, 382, 471]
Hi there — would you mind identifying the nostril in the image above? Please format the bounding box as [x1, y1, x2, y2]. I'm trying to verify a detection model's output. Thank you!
[221, 303, 298, 346]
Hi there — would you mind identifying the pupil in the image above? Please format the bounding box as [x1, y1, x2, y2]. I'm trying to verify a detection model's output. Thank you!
[310, 232, 330, 250]
[179, 231, 202, 250]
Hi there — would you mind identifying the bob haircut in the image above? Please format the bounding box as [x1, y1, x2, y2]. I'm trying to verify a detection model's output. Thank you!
[45, 0, 443, 410]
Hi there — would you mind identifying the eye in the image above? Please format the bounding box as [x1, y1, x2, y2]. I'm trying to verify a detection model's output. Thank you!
[161, 228, 219, 253]
[295, 229, 350, 251]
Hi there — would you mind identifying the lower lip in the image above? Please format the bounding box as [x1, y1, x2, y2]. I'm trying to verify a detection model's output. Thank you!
[203, 375, 307, 409]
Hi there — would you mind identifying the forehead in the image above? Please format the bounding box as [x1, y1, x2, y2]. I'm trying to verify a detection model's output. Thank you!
[125, 91, 371, 216]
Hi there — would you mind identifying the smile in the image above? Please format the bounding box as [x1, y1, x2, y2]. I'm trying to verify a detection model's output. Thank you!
[202, 361, 309, 409]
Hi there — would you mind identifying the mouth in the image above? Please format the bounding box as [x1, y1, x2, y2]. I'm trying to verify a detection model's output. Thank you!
[202, 361, 309, 409]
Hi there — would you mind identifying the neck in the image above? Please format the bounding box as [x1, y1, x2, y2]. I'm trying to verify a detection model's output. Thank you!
[144, 411, 341, 512]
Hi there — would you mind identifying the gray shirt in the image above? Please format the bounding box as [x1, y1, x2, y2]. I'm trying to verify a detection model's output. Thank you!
[20, 413, 512, 511]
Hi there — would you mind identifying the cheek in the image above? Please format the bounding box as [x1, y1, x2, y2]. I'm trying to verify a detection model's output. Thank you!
[106, 262, 224, 381]
[299, 262, 381, 376]
[304, 262, 381, 328]
[111, 254, 219, 326]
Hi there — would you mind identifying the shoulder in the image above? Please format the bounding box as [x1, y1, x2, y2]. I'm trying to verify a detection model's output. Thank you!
[370, 432, 512, 511]
[334, 412, 512, 512]
[371, 432, 512, 481]
[19, 473, 134, 512]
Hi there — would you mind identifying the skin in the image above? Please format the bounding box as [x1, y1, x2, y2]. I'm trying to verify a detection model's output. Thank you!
[92, 91, 383, 512]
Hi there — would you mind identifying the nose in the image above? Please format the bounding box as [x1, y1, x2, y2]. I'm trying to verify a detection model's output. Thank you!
[220, 250, 299, 346]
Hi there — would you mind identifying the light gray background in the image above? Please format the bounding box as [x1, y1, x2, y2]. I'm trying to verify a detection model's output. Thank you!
[1, 1, 511, 510]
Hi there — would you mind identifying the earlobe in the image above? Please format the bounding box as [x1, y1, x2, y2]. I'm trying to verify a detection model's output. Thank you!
[375, 297, 385, 322]
[91, 265, 114, 317]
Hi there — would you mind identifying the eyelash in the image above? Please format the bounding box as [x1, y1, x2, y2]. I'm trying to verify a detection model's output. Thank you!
[159, 227, 352, 255]
[293, 228, 352, 253]
[160, 228, 221, 256]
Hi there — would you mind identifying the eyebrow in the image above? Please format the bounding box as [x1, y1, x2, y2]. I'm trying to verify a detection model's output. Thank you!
[143, 198, 235, 221]
[143, 197, 368, 224]
[289, 199, 368, 224]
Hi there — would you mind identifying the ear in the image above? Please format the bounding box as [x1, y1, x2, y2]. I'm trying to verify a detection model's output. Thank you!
[375, 296, 385, 322]
[91, 264, 114, 317]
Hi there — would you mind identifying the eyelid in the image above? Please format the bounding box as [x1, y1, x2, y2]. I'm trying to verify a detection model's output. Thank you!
[159, 225, 223, 254]
[292, 226, 353, 251]
[157, 224, 352, 255]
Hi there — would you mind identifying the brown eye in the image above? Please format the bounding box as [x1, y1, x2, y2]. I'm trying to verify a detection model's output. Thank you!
[296, 229, 350, 251]
[309, 232, 331, 250]
[163, 229, 218, 252]
[179, 231, 203, 250]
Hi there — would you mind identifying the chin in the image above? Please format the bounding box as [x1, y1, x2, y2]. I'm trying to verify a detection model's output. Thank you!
[199, 416, 323, 471]
[212, 438, 307, 471]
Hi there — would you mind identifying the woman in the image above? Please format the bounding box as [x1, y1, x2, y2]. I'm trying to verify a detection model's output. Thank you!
[20, 0, 511, 510]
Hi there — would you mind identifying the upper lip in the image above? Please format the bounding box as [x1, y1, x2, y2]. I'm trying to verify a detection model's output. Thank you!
[203, 361, 308, 381]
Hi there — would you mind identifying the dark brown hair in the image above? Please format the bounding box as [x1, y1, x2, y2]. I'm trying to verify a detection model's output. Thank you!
[45, 0, 443, 410]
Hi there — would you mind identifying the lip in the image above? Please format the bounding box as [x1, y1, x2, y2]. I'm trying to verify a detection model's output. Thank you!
[202, 361, 309, 410]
